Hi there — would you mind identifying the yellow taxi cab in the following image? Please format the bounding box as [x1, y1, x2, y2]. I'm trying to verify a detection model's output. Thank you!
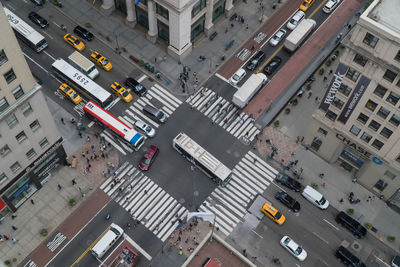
[58, 83, 82, 105]
[110, 82, 132, 103]
[63, 33, 85, 52]
[90, 51, 112, 71]
[261, 202, 286, 225]
[299, 0, 315, 12]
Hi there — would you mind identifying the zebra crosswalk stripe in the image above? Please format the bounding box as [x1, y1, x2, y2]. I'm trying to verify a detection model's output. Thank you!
[153, 83, 182, 105]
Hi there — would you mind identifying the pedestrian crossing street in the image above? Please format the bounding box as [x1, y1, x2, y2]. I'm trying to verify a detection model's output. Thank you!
[100, 162, 188, 242]
[198, 151, 278, 236]
[186, 87, 260, 143]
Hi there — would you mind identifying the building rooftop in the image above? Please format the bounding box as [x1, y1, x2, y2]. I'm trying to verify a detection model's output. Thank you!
[368, 0, 400, 34]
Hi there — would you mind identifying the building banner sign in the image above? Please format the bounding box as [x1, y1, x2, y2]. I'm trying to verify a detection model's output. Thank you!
[338, 76, 371, 123]
[319, 63, 349, 112]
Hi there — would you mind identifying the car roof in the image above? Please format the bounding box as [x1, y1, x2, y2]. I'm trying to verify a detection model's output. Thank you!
[326, 0, 336, 7]
[294, 10, 305, 17]
[235, 68, 246, 76]
[286, 239, 299, 251]
[135, 121, 146, 127]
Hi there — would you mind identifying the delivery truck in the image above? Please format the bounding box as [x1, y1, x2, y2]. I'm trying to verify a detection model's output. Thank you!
[284, 19, 316, 52]
[232, 73, 268, 108]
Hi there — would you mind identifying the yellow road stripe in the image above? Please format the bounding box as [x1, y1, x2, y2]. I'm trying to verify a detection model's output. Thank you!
[308, 0, 328, 19]
[256, 44, 284, 74]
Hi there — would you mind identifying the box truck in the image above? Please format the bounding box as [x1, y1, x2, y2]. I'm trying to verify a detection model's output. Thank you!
[68, 51, 99, 80]
[284, 19, 316, 52]
[232, 73, 268, 108]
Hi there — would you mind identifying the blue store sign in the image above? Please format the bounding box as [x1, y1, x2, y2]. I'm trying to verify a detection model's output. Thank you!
[372, 157, 383, 165]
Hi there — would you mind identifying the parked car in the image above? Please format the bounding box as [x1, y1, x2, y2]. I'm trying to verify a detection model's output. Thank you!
[90, 51, 112, 71]
[246, 51, 265, 71]
[269, 29, 287, 46]
[335, 246, 366, 267]
[63, 33, 85, 52]
[139, 145, 159, 171]
[392, 255, 400, 267]
[275, 191, 300, 212]
[134, 121, 155, 138]
[30, 0, 44, 6]
[275, 173, 301, 192]
[323, 0, 340, 13]
[299, 0, 316, 12]
[261, 202, 285, 225]
[73, 25, 94, 41]
[125, 77, 148, 96]
[287, 10, 305, 30]
[229, 68, 246, 86]
[280, 236, 307, 261]
[28, 12, 48, 28]
[263, 56, 282, 75]
[335, 211, 367, 238]
[110, 82, 132, 103]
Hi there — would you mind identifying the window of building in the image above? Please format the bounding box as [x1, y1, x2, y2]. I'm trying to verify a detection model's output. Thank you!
[317, 127, 328, 136]
[12, 85, 24, 100]
[365, 99, 378, 111]
[4, 68, 16, 84]
[357, 113, 369, 124]
[0, 173, 7, 184]
[373, 85, 388, 98]
[0, 145, 11, 157]
[384, 170, 396, 180]
[156, 3, 169, 20]
[353, 54, 368, 66]
[30, 120, 40, 132]
[6, 114, 18, 128]
[389, 114, 400, 127]
[380, 127, 393, 139]
[10, 162, 21, 173]
[368, 120, 381, 131]
[377, 106, 390, 119]
[21, 102, 33, 116]
[395, 50, 400, 62]
[0, 97, 10, 112]
[338, 84, 352, 96]
[397, 79, 400, 88]
[371, 139, 384, 150]
[396, 155, 400, 164]
[332, 97, 344, 109]
[374, 179, 387, 191]
[346, 68, 360, 82]
[349, 125, 361, 136]
[311, 137, 322, 151]
[39, 137, 49, 148]
[360, 132, 372, 143]
[362, 32, 379, 48]
[26, 148, 37, 160]
[386, 91, 400, 106]
[15, 131, 27, 143]
[325, 110, 337, 121]
[0, 49, 8, 66]
[383, 69, 397, 83]
[192, 0, 206, 17]
[141, 0, 147, 5]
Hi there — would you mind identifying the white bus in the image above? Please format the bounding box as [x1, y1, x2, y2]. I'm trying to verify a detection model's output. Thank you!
[172, 132, 232, 186]
[91, 223, 124, 259]
[68, 51, 99, 80]
[3, 7, 48, 53]
[52, 59, 113, 108]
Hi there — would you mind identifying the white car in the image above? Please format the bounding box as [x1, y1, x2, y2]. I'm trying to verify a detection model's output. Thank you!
[287, 10, 305, 30]
[229, 68, 246, 86]
[323, 0, 340, 13]
[134, 121, 155, 138]
[280, 236, 307, 261]
[269, 29, 287, 47]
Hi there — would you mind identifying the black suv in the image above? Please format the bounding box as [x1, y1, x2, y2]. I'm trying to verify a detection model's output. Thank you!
[335, 211, 367, 238]
[263, 56, 282, 75]
[73, 26, 94, 41]
[246, 51, 265, 71]
[275, 173, 301, 192]
[125, 77, 148, 97]
[336, 246, 366, 267]
[275, 191, 300, 212]
[28, 12, 48, 28]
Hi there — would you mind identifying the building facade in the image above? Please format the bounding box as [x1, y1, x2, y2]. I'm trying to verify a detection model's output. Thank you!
[305, 0, 400, 211]
[0, 6, 66, 217]
[100, 0, 239, 59]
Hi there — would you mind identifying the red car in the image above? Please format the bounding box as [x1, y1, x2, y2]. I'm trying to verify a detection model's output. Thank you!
[139, 145, 159, 171]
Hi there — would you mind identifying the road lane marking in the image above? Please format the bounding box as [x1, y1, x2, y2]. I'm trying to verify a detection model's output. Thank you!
[308, 0, 329, 19]
[323, 218, 339, 231]
[374, 255, 391, 266]
[137, 75, 147, 83]
[251, 229, 263, 239]
[312, 231, 329, 244]
[41, 30, 54, 40]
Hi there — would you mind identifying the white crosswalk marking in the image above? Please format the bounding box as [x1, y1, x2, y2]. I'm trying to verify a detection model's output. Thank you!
[199, 151, 277, 237]
[187, 88, 260, 142]
[101, 164, 188, 242]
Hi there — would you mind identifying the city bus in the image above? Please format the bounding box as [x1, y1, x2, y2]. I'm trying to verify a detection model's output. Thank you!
[83, 101, 145, 151]
[52, 59, 113, 108]
[172, 132, 232, 186]
[3, 7, 48, 53]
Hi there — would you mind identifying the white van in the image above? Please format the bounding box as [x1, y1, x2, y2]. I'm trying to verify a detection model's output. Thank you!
[91, 223, 124, 259]
[68, 51, 99, 80]
[302, 185, 329, 209]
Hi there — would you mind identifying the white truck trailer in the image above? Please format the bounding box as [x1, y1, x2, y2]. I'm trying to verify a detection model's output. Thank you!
[284, 19, 316, 52]
[68, 51, 99, 80]
[232, 73, 268, 108]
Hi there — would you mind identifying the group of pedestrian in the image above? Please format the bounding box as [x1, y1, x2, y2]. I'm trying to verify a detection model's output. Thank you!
[0, 234, 17, 244]
[295, 136, 305, 144]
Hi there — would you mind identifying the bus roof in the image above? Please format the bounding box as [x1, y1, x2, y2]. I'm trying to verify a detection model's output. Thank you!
[52, 59, 110, 103]
[4, 7, 45, 45]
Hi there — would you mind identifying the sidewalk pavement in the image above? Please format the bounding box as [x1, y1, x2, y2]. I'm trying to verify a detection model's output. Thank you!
[57, 0, 287, 95]
[253, 47, 400, 254]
